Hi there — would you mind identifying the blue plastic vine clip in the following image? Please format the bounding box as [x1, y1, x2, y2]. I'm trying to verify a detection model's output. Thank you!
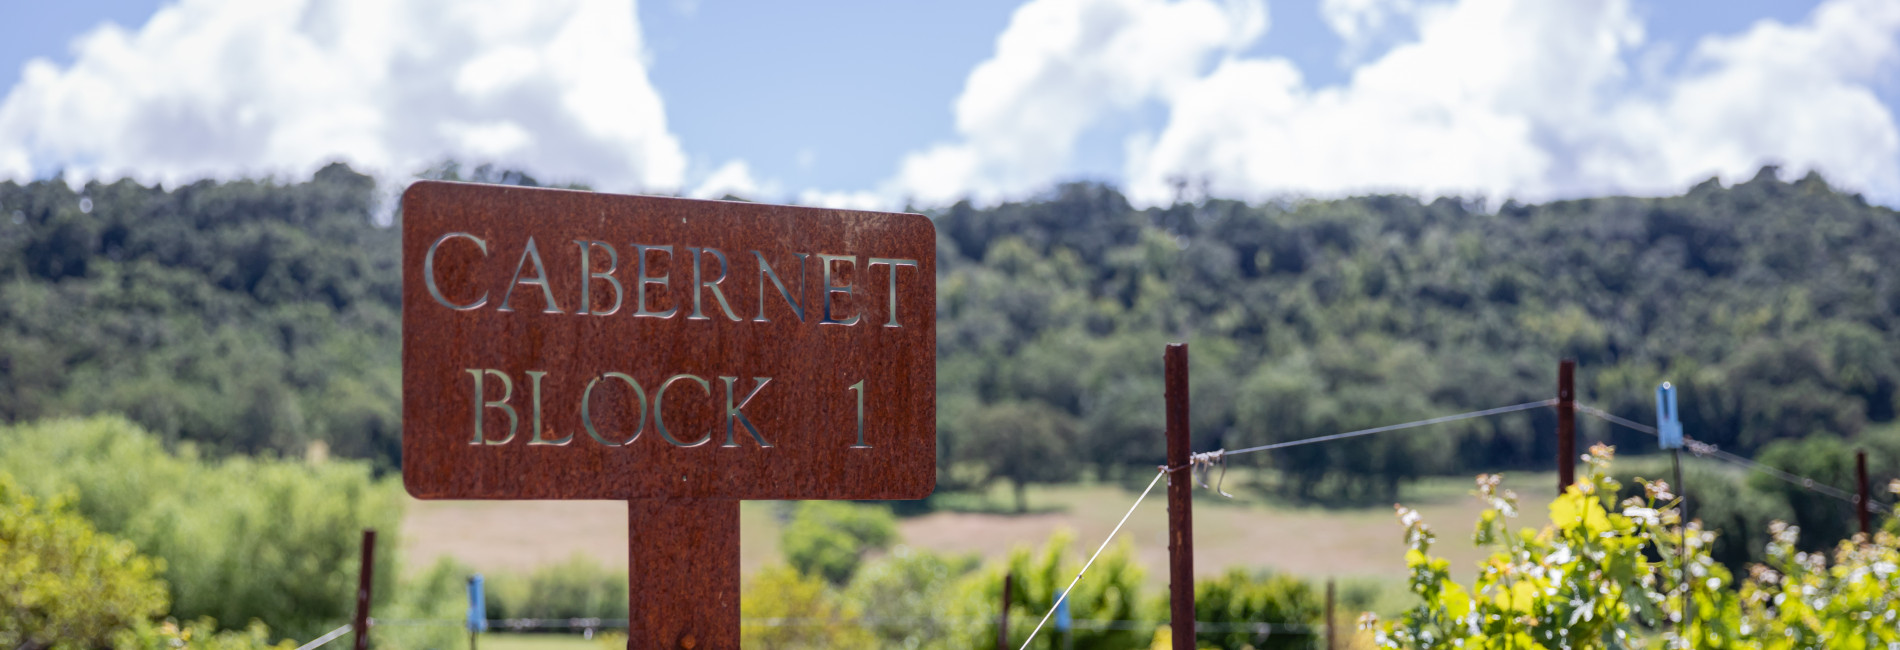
[1656, 382, 1683, 449]
[468, 573, 487, 633]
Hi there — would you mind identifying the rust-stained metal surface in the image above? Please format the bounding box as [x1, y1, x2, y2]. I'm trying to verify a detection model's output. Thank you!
[628, 499, 738, 649]
[1164, 344, 1194, 650]
[1556, 359, 1575, 492]
[400, 181, 936, 500]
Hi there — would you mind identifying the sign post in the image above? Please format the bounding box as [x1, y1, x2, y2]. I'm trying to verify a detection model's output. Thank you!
[399, 181, 937, 648]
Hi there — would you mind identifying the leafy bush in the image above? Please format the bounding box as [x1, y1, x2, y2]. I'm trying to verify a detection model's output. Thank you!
[1610, 455, 1793, 572]
[781, 501, 898, 584]
[0, 417, 403, 640]
[1371, 444, 1900, 649]
[370, 558, 470, 650]
[1191, 569, 1324, 650]
[741, 565, 874, 649]
[1733, 517, 1900, 646]
[0, 471, 168, 648]
[843, 546, 983, 648]
[1001, 531, 1153, 650]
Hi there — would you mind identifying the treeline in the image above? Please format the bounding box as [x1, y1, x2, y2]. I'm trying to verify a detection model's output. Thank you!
[931, 168, 1900, 505]
[0, 164, 402, 468]
[2, 164, 1898, 504]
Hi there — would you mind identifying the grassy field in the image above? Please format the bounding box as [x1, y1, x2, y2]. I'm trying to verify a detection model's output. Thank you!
[402, 469, 1561, 596]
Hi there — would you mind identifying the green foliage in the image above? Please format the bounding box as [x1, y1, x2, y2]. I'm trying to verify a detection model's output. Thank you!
[0, 472, 168, 649]
[1734, 520, 1900, 648]
[1191, 569, 1324, 650]
[931, 171, 1900, 507]
[8, 166, 1900, 585]
[0, 417, 403, 640]
[741, 565, 874, 649]
[1610, 455, 1794, 572]
[1001, 531, 1152, 650]
[746, 529, 1337, 650]
[1751, 429, 1900, 552]
[0, 165, 401, 468]
[371, 557, 471, 650]
[113, 619, 294, 650]
[781, 501, 898, 585]
[1372, 444, 1900, 649]
[959, 400, 1083, 512]
[842, 547, 984, 649]
[7, 165, 1900, 512]
[483, 555, 629, 621]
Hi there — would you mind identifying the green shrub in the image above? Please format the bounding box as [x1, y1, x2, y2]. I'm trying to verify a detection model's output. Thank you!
[484, 555, 629, 621]
[781, 501, 897, 585]
[1372, 444, 1900, 649]
[0, 417, 403, 640]
[370, 557, 470, 650]
[1191, 569, 1324, 650]
[1610, 454, 1793, 572]
[0, 471, 169, 649]
[843, 546, 982, 648]
[1001, 531, 1153, 650]
[741, 565, 874, 649]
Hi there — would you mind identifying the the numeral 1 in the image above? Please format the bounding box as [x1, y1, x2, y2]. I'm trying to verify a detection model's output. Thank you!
[848, 380, 869, 448]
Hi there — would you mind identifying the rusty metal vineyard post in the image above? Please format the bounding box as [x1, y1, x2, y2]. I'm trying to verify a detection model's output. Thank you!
[1165, 344, 1194, 650]
[1325, 579, 1336, 650]
[353, 529, 375, 650]
[1859, 449, 1872, 538]
[998, 573, 1013, 650]
[1557, 359, 1576, 493]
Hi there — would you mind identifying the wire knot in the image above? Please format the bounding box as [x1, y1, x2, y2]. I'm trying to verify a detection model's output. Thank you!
[1189, 449, 1233, 498]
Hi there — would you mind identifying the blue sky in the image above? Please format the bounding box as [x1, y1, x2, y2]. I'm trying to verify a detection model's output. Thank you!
[2, 0, 1895, 208]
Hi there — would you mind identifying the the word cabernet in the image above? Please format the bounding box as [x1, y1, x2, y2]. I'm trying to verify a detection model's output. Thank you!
[423, 233, 922, 328]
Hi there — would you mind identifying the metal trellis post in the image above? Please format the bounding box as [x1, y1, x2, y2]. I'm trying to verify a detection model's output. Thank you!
[1557, 360, 1576, 493]
[1165, 343, 1194, 650]
[353, 529, 376, 650]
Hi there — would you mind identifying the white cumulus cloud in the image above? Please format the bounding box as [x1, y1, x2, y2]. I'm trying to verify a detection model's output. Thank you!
[1128, 0, 1900, 205]
[0, 0, 688, 193]
[887, 0, 1900, 208]
[888, 0, 1266, 206]
[688, 159, 766, 200]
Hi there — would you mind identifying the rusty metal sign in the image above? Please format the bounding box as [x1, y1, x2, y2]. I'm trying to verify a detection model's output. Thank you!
[400, 181, 936, 501]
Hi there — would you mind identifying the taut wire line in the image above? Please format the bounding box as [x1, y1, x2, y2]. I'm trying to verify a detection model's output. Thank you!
[1166, 399, 1558, 474]
[1578, 403, 1889, 511]
[1019, 468, 1167, 649]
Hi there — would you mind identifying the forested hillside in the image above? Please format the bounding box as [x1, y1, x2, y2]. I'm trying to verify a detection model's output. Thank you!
[3, 164, 1897, 502]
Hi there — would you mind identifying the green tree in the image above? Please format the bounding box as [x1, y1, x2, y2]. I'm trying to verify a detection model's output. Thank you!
[963, 401, 1081, 513]
[781, 501, 898, 585]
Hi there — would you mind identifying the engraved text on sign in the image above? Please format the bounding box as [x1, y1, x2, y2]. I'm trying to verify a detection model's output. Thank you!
[400, 181, 937, 500]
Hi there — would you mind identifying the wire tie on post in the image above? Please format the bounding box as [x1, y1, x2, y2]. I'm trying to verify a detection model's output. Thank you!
[1190, 449, 1233, 498]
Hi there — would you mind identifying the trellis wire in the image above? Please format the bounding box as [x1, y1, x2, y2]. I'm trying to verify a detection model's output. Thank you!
[1578, 403, 1889, 511]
